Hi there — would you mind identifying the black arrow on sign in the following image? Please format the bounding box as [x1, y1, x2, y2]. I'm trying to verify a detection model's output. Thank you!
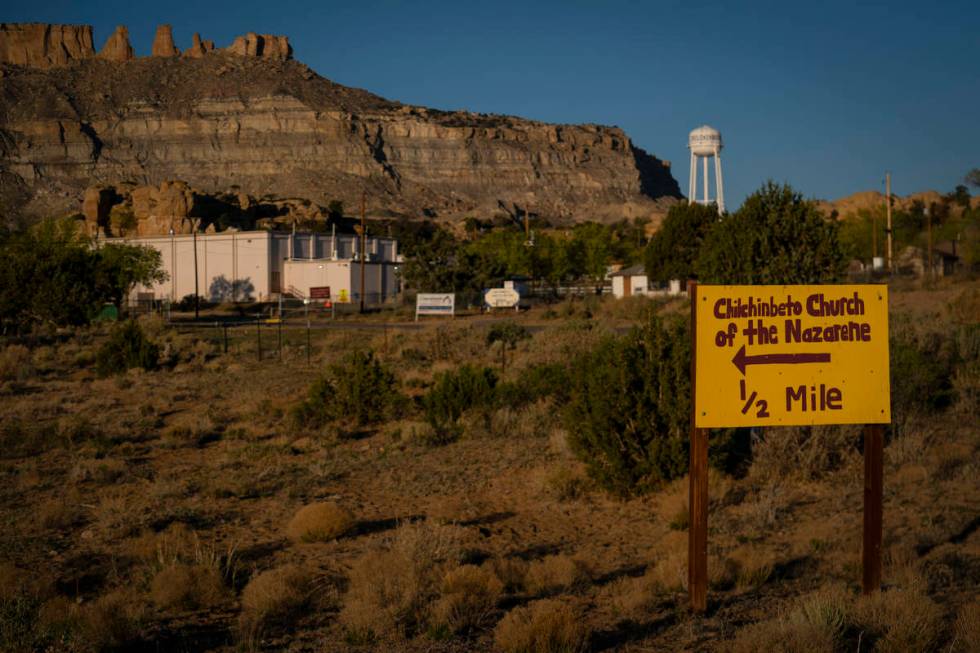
[731, 344, 831, 376]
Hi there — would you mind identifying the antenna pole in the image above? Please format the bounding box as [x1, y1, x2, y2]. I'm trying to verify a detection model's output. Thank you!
[885, 173, 893, 272]
[358, 192, 366, 314]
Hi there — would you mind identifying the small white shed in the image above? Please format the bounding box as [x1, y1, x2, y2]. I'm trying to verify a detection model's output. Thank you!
[610, 264, 650, 298]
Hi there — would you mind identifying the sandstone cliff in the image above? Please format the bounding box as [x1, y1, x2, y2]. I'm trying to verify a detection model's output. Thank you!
[0, 23, 94, 68]
[0, 24, 680, 225]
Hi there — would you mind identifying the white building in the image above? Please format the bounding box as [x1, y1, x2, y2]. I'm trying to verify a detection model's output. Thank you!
[108, 230, 401, 304]
[610, 265, 684, 298]
[610, 264, 650, 298]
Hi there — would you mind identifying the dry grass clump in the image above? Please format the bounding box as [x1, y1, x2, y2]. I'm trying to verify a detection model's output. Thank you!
[750, 425, 859, 482]
[37, 494, 84, 529]
[645, 531, 688, 592]
[727, 546, 775, 590]
[0, 344, 33, 382]
[656, 478, 689, 530]
[490, 557, 530, 593]
[339, 521, 467, 640]
[69, 456, 127, 484]
[730, 585, 850, 653]
[150, 563, 227, 610]
[285, 501, 354, 543]
[429, 564, 504, 634]
[952, 601, 980, 652]
[853, 576, 943, 653]
[239, 564, 310, 631]
[524, 554, 591, 596]
[606, 570, 664, 620]
[78, 588, 148, 651]
[493, 598, 589, 653]
[544, 465, 589, 501]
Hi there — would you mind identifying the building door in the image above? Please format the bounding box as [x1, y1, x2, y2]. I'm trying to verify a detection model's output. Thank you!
[271, 270, 281, 293]
[623, 277, 631, 297]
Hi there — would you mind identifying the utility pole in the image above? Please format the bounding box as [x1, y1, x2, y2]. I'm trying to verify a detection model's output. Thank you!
[192, 219, 200, 320]
[885, 173, 894, 272]
[358, 192, 367, 314]
[925, 204, 933, 283]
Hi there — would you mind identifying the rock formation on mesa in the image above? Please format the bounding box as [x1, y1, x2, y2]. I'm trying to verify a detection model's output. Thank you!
[0, 23, 94, 68]
[0, 22, 680, 226]
[225, 32, 292, 60]
[151, 25, 179, 57]
[183, 33, 215, 59]
[98, 25, 134, 62]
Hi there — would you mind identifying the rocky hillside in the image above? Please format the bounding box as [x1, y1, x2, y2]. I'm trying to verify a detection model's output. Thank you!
[0, 23, 680, 226]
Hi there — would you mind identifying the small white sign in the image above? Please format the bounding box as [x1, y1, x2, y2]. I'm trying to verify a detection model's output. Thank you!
[416, 293, 455, 321]
[484, 287, 520, 309]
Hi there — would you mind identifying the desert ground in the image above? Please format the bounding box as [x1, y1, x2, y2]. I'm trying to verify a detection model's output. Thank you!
[1, 281, 978, 653]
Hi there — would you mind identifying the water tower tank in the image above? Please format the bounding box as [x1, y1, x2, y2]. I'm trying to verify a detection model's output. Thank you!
[688, 125, 722, 156]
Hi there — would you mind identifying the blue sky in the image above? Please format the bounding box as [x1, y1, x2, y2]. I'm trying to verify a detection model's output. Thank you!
[6, 0, 979, 208]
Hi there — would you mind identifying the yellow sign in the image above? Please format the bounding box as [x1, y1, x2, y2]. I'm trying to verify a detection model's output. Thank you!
[694, 284, 890, 427]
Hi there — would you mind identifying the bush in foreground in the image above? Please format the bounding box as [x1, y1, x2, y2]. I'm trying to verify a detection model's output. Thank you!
[493, 598, 589, 653]
[285, 502, 354, 543]
[239, 565, 310, 638]
[564, 315, 689, 495]
[422, 365, 497, 444]
[95, 320, 159, 377]
[291, 350, 402, 430]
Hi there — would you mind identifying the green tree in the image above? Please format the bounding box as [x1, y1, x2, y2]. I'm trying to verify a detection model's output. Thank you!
[697, 182, 845, 284]
[485, 321, 531, 371]
[644, 202, 719, 282]
[966, 168, 980, 188]
[94, 243, 168, 308]
[0, 218, 167, 332]
[571, 222, 612, 289]
[327, 200, 344, 221]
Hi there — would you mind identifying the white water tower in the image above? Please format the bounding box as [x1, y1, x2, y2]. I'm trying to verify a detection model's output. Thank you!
[688, 125, 725, 214]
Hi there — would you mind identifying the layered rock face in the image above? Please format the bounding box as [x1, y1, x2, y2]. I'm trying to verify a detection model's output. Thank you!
[0, 26, 680, 225]
[0, 23, 94, 68]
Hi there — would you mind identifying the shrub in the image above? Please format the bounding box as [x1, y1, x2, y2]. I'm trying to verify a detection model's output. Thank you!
[563, 315, 690, 495]
[730, 585, 850, 653]
[285, 502, 354, 543]
[493, 598, 589, 653]
[150, 564, 226, 610]
[0, 345, 33, 382]
[524, 555, 591, 596]
[422, 365, 497, 444]
[429, 565, 503, 634]
[953, 601, 980, 653]
[291, 350, 401, 430]
[495, 362, 571, 407]
[95, 320, 159, 377]
[889, 327, 956, 420]
[239, 565, 310, 632]
[340, 521, 465, 640]
[79, 588, 147, 651]
[853, 580, 943, 653]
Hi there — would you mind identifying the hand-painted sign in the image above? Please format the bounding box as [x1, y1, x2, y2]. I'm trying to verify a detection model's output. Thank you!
[416, 293, 455, 320]
[694, 284, 890, 427]
[309, 286, 331, 299]
[484, 287, 520, 309]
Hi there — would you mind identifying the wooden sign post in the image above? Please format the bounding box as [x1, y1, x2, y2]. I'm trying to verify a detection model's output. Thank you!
[689, 282, 890, 612]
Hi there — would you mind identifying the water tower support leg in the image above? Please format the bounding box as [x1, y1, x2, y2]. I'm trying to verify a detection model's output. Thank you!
[689, 153, 696, 203]
[714, 153, 725, 214]
[703, 156, 709, 204]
